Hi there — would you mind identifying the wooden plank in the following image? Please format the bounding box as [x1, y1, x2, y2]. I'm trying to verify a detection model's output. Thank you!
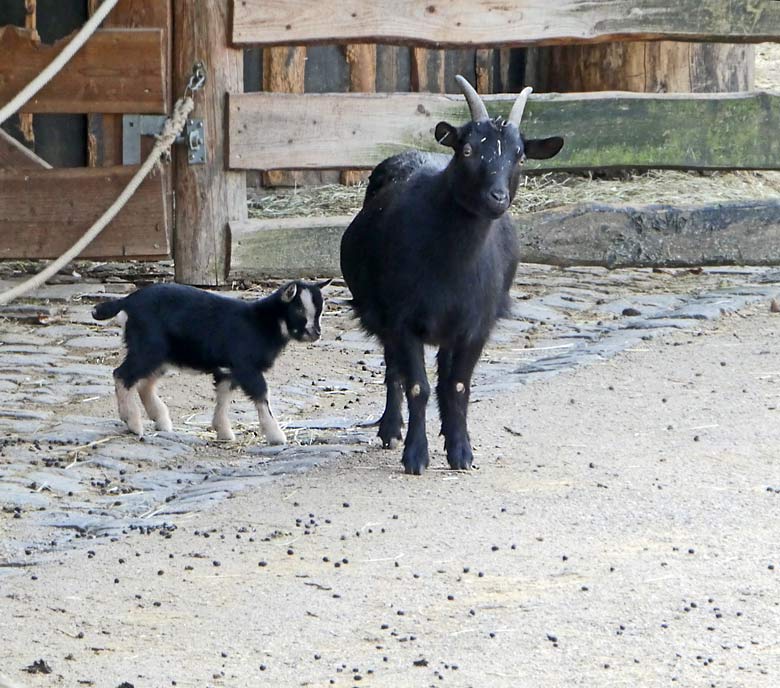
[229, 200, 780, 278]
[0, 129, 51, 170]
[0, 166, 170, 259]
[231, 0, 780, 47]
[88, 0, 173, 168]
[0, 25, 166, 114]
[228, 90, 780, 172]
[173, 0, 245, 285]
[341, 43, 376, 186]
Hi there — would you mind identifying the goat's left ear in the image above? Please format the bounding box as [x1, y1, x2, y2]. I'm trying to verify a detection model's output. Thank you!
[524, 136, 564, 160]
[314, 278, 333, 290]
[434, 122, 459, 149]
[281, 282, 298, 303]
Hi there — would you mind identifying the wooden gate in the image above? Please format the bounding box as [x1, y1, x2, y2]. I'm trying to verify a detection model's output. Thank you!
[0, 1, 172, 261]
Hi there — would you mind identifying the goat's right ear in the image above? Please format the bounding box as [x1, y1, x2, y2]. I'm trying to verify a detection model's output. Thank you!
[281, 282, 298, 303]
[435, 122, 459, 149]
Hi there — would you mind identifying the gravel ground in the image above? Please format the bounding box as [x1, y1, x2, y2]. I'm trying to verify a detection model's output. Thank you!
[1, 268, 780, 687]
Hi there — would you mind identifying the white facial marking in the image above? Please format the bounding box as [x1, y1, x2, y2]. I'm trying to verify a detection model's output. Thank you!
[497, 139, 502, 157]
[455, 382, 465, 393]
[300, 289, 317, 331]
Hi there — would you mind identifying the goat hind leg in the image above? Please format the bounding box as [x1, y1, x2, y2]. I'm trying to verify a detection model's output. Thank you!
[212, 377, 236, 441]
[378, 346, 404, 449]
[114, 376, 144, 436]
[138, 375, 172, 432]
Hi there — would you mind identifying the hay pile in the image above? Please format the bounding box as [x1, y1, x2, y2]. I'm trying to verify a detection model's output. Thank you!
[249, 169, 780, 220]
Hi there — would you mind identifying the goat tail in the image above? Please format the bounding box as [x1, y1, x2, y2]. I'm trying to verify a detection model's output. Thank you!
[92, 297, 126, 321]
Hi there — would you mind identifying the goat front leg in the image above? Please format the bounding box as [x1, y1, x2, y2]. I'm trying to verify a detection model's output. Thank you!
[233, 369, 286, 445]
[398, 337, 430, 475]
[437, 340, 484, 470]
[378, 345, 404, 449]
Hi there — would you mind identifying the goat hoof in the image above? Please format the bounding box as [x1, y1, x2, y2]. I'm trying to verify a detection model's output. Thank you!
[155, 419, 173, 433]
[126, 419, 144, 437]
[381, 435, 402, 450]
[401, 442, 429, 475]
[446, 441, 473, 471]
[265, 430, 287, 446]
[215, 428, 236, 442]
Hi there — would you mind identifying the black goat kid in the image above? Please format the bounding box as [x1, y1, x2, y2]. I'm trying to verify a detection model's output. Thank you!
[340, 76, 564, 475]
[92, 280, 330, 442]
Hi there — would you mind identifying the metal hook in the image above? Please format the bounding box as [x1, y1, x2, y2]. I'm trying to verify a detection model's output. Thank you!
[184, 61, 206, 98]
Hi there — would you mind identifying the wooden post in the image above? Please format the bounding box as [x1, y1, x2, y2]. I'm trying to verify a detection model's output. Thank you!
[341, 43, 376, 186]
[173, 0, 245, 285]
[529, 42, 754, 93]
[19, 0, 37, 149]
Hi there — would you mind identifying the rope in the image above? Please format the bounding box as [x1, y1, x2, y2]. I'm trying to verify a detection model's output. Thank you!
[0, 0, 120, 126]
[0, 96, 194, 306]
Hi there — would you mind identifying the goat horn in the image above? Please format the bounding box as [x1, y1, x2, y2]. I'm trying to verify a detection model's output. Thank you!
[507, 86, 534, 126]
[455, 74, 489, 122]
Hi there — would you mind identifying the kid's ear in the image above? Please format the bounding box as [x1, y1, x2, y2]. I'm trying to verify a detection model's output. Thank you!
[434, 122, 459, 149]
[315, 278, 333, 290]
[281, 282, 298, 303]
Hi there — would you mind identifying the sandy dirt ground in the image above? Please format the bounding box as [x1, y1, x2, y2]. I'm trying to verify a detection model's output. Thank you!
[1, 275, 780, 687]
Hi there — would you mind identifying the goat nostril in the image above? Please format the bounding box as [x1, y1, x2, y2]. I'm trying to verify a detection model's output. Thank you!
[491, 190, 508, 203]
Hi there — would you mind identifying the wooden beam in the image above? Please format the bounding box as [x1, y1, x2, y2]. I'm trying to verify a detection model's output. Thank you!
[228, 90, 780, 172]
[231, 0, 780, 47]
[0, 129, 51, 170]
[0, 25, 166, 114]
[0, 166, 170, 259]
[173, 0, 246, 285]
[229, 200, 780, 278]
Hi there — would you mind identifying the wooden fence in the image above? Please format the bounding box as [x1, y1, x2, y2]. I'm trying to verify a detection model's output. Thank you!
[226, 0, 780, 281]
[2, 1, 780, 284]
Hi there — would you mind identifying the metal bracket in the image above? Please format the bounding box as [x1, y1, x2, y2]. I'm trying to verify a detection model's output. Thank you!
[122, 114, 206, 165]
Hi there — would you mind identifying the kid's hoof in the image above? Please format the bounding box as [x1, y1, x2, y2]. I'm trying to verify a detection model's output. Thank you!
[266, 429, 287, 446]
[126, 419, 144, 437]
[215, 428, 236, 442]
[155, 418, 173, 433]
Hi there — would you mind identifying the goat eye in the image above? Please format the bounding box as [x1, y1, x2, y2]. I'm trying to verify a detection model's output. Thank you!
[462, 144, 473, 158]
[517, 152, 527, 165]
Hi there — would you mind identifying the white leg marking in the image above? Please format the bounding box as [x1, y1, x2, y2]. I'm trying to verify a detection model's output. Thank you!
[410, 383, 421, 398]
[256, 395, 286, 445]
[115, 378, 143, 436]
[138, 375, 173, 432]
[279, 318, 289, 338]
[212, 379, 235, 441]
[455, 382, 465, 393]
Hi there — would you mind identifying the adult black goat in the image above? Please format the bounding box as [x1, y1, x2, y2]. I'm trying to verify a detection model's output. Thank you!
[340, 76, 564, 475]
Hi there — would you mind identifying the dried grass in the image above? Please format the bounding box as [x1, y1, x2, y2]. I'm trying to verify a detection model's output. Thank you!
[248, 169, 780, 220]
[248, 47, 780, 221]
